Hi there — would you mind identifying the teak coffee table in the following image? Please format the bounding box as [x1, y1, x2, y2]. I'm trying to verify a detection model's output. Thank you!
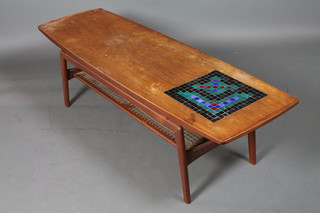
[39, 8, 299, 204]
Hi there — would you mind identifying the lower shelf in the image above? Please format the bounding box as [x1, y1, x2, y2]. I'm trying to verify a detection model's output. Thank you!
[74, 71, 209, 150]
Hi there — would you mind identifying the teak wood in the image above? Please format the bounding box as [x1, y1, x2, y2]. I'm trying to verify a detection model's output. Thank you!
[39, 8, 299, 204]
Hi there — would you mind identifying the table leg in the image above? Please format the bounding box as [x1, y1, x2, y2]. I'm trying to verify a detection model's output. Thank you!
[176, 127, 191, 204]
[248, 131, 256, 165]
[60, 52, 70, 107]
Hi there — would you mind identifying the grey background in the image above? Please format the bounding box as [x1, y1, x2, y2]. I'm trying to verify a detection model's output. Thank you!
[0, 0, 319, 212]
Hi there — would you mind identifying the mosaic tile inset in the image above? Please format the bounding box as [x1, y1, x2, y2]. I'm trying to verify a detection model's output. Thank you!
[165, 70, 267, 122]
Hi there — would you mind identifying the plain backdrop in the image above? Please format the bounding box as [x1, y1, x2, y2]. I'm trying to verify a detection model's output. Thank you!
[1, 0, 319, 212]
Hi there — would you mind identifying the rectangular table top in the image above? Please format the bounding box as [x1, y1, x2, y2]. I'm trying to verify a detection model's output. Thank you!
[39, 8, 299, 144]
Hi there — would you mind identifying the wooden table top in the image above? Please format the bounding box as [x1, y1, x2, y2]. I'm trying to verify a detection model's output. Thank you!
[39, 8, 299, 144]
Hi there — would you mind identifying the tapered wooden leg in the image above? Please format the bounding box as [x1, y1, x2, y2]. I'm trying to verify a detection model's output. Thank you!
[248, 131, 256, 165]
[176, 127, 191, 204]
[60, 52, 70, 107]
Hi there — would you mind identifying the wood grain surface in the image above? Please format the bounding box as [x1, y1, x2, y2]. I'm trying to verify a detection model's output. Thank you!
[39, 8, 299, 144]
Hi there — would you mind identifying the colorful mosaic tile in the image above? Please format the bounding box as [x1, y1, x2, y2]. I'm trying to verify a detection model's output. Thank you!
[165, 70, 267, 122]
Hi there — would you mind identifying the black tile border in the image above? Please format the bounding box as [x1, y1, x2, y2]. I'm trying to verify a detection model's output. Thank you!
[165, 70, 267, 122]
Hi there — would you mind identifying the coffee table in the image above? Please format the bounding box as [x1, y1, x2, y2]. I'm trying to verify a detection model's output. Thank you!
[38, 8, 299, 204]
